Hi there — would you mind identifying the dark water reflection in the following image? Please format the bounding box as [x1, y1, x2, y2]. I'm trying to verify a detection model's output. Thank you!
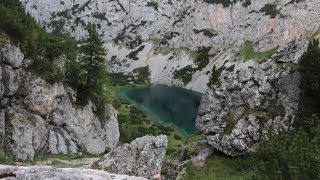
[117, 85, 203, 136]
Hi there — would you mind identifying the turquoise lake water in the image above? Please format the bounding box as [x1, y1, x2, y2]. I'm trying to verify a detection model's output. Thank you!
[117, 85, 203, 136]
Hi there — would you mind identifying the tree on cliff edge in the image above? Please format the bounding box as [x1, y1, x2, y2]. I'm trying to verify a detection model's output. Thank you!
[76, 23, 109, 119]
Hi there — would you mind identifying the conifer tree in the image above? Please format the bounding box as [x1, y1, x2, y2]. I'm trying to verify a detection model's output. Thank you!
[77, 23, 109, 119]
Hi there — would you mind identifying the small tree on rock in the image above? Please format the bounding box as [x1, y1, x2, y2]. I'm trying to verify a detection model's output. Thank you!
[77, 23, 109, 119]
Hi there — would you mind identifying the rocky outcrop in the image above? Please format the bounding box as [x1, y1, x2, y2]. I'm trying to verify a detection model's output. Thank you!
[162, 138, 213, 180]
[0, 42, 119, 161]
[93, 135, 167, 179]
[20, 0, 320, 92]
[196, 39, 307, 156]
[0, 165, 146, 180]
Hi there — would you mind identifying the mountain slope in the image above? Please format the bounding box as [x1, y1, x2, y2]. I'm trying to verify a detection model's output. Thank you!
[20, 0, 320, 92]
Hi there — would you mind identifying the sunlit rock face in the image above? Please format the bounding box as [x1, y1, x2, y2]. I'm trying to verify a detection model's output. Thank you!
[20, 0, 320, 92]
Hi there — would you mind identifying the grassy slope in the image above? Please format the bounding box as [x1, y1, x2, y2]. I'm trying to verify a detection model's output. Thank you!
[240, 41, 277, 61]
[184, 155, 265, 180]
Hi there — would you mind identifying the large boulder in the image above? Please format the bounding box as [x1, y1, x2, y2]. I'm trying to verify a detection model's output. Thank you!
[1, 65, 20, 96]
[0, 165, 146, 180]
[0, 43, 24, 68]
[93, 135, 168, 179]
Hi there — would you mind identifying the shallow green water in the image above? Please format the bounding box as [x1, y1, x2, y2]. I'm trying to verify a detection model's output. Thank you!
[117, 85, 203, 136]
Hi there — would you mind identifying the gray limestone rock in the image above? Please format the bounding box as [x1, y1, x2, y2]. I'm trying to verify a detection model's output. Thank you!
[1, 66, 19, 96]
[0, 43, 24, 68]
[19, 0, 320, 92]
[94, 135, 168, 179]
[196, 53, 302, 156]
[0, 165, 147, 180]
[0, 43, 120, 161]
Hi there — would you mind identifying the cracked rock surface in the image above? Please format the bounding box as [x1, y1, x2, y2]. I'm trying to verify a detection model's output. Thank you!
[196, 39, 306, 156]
[0, 42, 119, 161]
[94, 135, 167, 179]
[0, 165, 146, 180]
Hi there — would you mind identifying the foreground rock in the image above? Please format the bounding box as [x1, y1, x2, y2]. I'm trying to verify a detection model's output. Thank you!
[0, 42, 120, 161]
[196, 39, 306, 156]
[93, 135, 167, 179]
[0, 165, 146, 180]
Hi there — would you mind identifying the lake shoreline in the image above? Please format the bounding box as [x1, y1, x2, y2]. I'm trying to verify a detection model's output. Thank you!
[116, 85, 202, 137]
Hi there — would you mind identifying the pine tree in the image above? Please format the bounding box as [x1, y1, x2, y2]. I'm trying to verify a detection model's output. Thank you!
[76, 23, 109, 119]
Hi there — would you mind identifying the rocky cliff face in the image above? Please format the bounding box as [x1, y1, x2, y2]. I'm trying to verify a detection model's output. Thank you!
[94, 135, 167, 179]
[0, 165, 146, 180]
[0, 42, 119, 161]
[20, 0, 320, 92]
[196, 39, 307, 156]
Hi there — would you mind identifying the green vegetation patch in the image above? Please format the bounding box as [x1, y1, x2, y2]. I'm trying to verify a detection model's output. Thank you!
[260, 4, 281, 18]
[146, 1, 158, 11]
[183, 155, 263, 180]
[173, 65, 195, 85]
[193, 29, 217, 38]
[0, 153, 15, 165]
[257, 116, 320, 179]
[34, 152, 100, 162]
[192, 46, 215, 70]
[240, 41, 277, 61]
[0, 1, 78, 83]
[242, 0, 251, 7]
[127, 45, 145, 60]
[207, 65, 224, 88]
[92, 12, 107, 20]
[113, 97, 184, 154]
[203, 0, 233, 7]
[159, 32, 180, 46]
[173, 10, 190, 26]
[173, 47, 215, 85]
[286, 0, 305, 5]
[109, 66, 150, 87]
[224, 115, 237, 134]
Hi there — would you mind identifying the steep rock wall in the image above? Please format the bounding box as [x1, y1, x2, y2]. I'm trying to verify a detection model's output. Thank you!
[0, 42, 119, 161]
[196, 39, 307, 156]
[20, 0, 320, 92]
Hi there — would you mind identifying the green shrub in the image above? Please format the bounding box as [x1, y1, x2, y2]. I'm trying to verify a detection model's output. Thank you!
[257, 116, 320, 179]
[260, 4, 282, 18]
[203, 0, 233, 7]
[173, 65, 195, 85]
[240, 41, 277, 61]
[146, 1, 158, 11]
[0, 153, 15, 165]
[183, 155, 262, 180]
[207, 65, 223, 88]
[297, 39, 320, 122]
[0, 1, 78, 83]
